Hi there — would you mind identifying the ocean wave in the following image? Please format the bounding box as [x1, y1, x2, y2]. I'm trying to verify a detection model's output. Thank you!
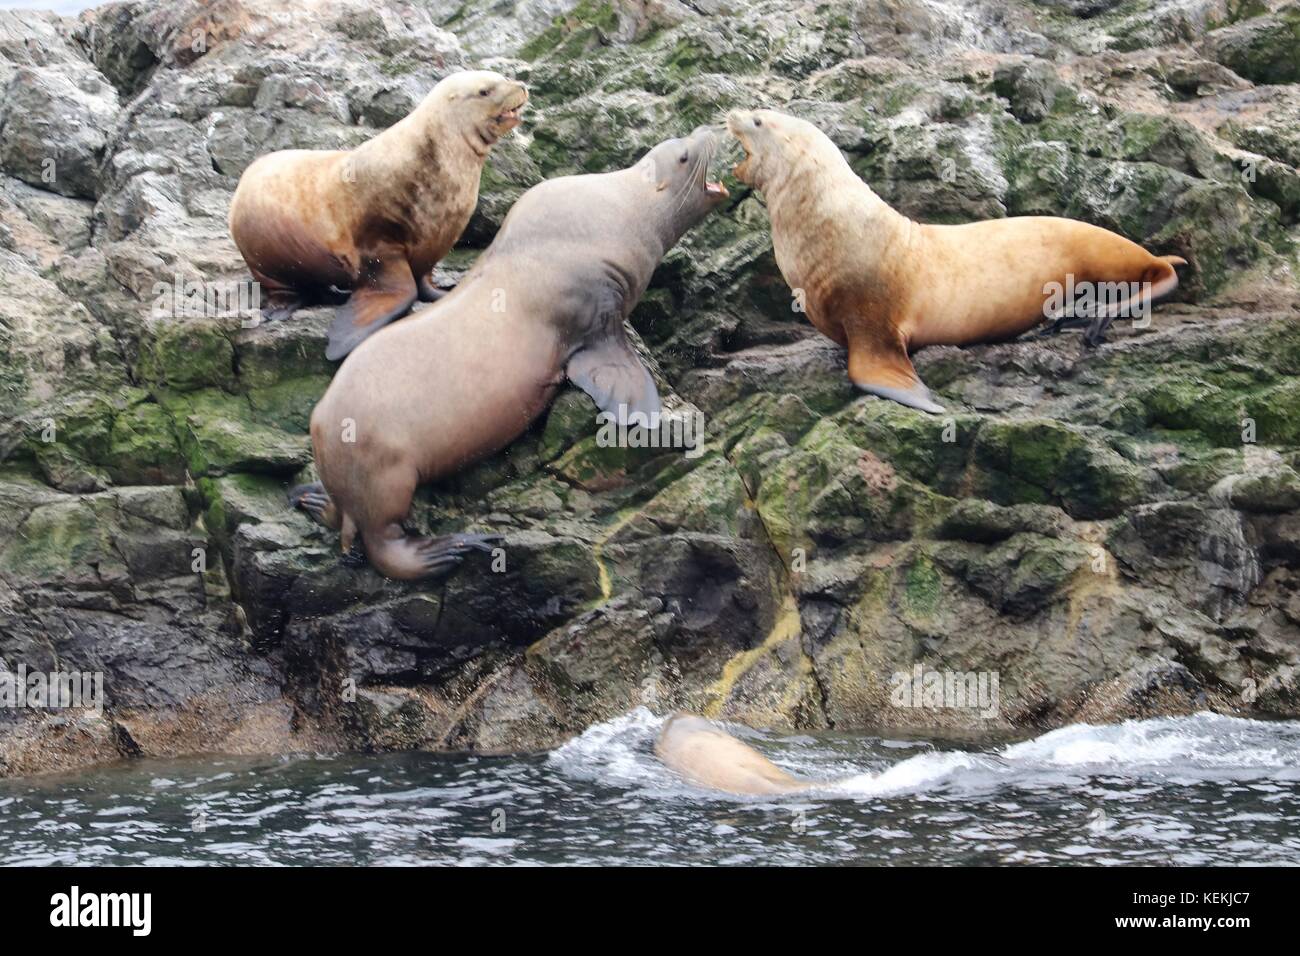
[550, 710, 1300, 801]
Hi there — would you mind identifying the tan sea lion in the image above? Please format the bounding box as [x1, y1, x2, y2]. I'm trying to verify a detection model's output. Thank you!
[290, 128, 729, 580]
[228, 69, 528, 360]
[655, 712, 824, 795]
[726, 108, 1187, 414]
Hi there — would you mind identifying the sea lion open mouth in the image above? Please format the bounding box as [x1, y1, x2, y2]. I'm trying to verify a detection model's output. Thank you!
[700, 131, 730, 199]
[494, 87, 529, 131]
[494, 105, 524, 130]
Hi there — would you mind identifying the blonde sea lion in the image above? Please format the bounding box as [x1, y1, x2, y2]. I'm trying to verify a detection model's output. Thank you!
[290, 128, 729, 580]
[655, 712, 825, 795]
[726, 108, 1187, 414]
[228, 70, 528, 360]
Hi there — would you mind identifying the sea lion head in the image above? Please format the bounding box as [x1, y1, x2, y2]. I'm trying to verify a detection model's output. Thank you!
[432, 69, 529, 151]
[726, 108, 830, 193]
[634, 126, 730, 241]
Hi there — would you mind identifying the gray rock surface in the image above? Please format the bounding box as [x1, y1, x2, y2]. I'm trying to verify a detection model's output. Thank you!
[0, 0, 1298, 774]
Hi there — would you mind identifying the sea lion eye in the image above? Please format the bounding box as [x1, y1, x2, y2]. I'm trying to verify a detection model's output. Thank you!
[754, 118, 762, 127]
[480, 88, 491, 97]
[679, 153, 688, 164]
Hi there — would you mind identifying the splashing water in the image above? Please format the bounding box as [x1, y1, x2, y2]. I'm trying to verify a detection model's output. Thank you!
[0, 710, 1296, 865]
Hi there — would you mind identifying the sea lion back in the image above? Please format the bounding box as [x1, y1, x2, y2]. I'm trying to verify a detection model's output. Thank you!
[655, 712, 813, 796]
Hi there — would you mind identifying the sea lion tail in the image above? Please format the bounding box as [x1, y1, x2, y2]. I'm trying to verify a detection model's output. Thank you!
[1147, 256, 1183, 303]
[1082, 256, 1184, 348]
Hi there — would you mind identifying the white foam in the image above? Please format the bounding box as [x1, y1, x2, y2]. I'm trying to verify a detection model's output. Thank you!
[832, 751, 983, 797]
[1000, 713, 1300, 769]
[550, 710, 1300, 801]
[547, 707, 668, 790]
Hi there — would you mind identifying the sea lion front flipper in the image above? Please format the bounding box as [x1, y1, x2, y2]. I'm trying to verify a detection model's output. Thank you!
[325, 253, 418, 361]
[567, 337, 662, 425]
[846, 335, 946, 415]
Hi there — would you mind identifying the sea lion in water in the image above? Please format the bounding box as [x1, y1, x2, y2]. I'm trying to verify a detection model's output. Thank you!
[228, 70, 528, 360]
[726, 108, 1186, 414]
[292, 128, 729, 580]
[655, 712, 823, 795]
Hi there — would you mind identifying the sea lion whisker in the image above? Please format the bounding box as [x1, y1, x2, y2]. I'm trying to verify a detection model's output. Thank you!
[699, 138, 716, 186]
[670, 137, 714, 216]
[670, 150, 705, 216]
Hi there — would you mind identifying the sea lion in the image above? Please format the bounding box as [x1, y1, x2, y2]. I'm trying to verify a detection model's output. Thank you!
[228, 70, 529, 360]
[292, 128, 729, 580]
[655, 712, 824, 795]
[726, 108, 1187, 414]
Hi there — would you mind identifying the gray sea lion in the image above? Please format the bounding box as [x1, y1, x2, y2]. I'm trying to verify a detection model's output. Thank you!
[726, 108, 1186, 414]
[228, 70, 528, 360]
[654, 712, 824, 795]
[292, 127, 729, 580]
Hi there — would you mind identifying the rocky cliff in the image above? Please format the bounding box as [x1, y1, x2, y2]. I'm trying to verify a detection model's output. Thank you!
[1, 0, 1298, 775]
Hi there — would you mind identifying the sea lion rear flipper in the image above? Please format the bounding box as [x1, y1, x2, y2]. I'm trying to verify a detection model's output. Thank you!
[362, 530, 505, 581]
[847, 336, 945, 415]
[325, 254, 418, 361]
[250, 268, 303, 323]
[567, 337, 662, 425]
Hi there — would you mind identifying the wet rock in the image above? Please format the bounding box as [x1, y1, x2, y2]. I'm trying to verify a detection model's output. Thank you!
[1030, 0, 1126, 16]
[937, 532, 1090, 616]
[993, 60, 1068, 124]
[444, 659, 570, 754]
[344, 687, 443, 752]
[1067, 659, 1220, 724]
